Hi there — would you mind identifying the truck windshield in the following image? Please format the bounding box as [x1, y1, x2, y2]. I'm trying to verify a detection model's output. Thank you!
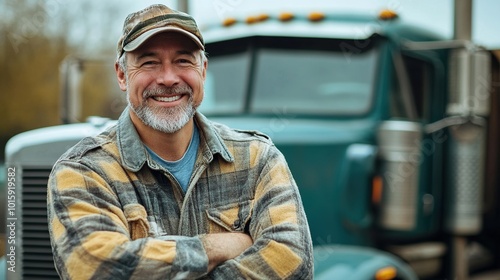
[199, 38, 379, 116]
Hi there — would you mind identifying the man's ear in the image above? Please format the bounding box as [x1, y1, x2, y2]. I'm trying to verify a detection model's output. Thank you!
[115, 61, 128, 92]
[202, 59, 208, 80]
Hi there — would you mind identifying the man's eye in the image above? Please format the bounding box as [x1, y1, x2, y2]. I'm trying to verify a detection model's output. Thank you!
[178, 58, 194, 64]
[142, 61, 158, 66]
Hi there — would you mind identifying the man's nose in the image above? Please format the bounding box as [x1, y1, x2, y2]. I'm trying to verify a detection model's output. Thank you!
[156, 65, 180, 87]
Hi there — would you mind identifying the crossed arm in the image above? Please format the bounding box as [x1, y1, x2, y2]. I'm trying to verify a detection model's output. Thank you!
[202, 233, 253, 272]
[48, 152, 313, 279]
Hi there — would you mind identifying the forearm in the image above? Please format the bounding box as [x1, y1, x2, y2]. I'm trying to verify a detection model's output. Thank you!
[48, 161, 210, 279]
[201, 233, 253, 272]
[205, 195, 313, 279]
[50, 225, 210, 279]
[208, 148, 314, 279]
[51, 232, 252, 278]
[209, 225, 313, 279]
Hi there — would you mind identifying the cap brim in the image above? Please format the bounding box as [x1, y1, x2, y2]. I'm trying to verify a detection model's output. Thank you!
[123, 26, 204, 52]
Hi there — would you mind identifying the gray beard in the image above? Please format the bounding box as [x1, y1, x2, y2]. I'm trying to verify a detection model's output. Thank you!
[128, 85, 197, 134]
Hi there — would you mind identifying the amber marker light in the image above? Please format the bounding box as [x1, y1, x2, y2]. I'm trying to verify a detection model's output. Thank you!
[375, 266, 397, 280]
[372, 175, 383, 205]
[222, 17, 237, 27]
[279, 12, 295, 22]
[245, 15, 259, 24]
[379, 9, 399, 20]
[257, 14, 270, 22]
[308, 12, 325, 22]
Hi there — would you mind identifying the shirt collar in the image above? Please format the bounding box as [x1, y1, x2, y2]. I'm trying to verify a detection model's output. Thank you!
[194, 112, 234, 164]
[116, 107, 233, 172]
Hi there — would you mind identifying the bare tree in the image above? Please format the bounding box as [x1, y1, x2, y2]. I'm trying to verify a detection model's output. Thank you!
[0, 0, 127, 160]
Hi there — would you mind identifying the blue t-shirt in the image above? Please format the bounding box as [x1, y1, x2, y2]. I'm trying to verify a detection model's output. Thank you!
[145, 125, 200, 193]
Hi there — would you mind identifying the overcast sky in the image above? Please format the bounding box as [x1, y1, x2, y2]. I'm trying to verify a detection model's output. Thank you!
[117, 0, 500, 49]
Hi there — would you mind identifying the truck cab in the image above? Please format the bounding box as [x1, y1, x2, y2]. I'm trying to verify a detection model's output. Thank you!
[4, 8, 500, 280]
[202, 9, 445, 241]
[199, 10, 500, 279]
[200, 10, 449, 279]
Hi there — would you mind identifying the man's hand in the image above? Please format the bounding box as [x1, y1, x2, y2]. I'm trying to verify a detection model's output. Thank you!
[202, 233, 253, 272]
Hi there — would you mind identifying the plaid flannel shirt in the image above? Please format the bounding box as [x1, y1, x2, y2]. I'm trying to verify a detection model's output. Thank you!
[47, 109, 313, 279]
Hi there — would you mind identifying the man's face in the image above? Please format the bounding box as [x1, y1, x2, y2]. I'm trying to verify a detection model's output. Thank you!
[116, 32, 206, 133]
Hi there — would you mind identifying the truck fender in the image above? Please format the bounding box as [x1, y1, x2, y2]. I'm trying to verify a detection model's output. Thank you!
[314, 245, 418, 280]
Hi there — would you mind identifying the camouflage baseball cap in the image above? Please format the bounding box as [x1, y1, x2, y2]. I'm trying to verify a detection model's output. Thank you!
[117, 4, 204, 59]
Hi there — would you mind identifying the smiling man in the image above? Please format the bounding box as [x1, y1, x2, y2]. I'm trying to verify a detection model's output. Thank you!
[47, 4, 313, 279]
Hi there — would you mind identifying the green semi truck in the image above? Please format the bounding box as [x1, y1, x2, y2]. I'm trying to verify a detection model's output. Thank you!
[3, 6, 500, 280]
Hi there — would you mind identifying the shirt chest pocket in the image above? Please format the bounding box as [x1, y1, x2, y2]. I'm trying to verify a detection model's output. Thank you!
[123, 204, 150, 240]
[206, 200, 254, 233]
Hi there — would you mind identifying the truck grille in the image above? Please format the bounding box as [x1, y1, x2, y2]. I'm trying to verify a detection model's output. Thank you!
[21, 167, 59, 279]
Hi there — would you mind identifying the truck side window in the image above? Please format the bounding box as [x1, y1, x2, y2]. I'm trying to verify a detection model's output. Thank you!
[390, 54, 432, 121]
[199, 52, 251, 114]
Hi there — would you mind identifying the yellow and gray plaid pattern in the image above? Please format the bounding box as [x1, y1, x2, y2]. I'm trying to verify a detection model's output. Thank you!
[47, 110, 313, 279]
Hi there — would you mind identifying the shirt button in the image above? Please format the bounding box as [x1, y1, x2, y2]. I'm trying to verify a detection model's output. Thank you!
[233, 220, 241, 230]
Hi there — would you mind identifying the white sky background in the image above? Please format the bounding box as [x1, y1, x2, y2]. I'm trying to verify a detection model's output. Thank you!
[20, 0, 494, 56]
[117, 0, 500, 49]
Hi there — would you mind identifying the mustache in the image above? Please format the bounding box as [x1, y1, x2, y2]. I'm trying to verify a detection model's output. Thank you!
[143, 85, 193, 98]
